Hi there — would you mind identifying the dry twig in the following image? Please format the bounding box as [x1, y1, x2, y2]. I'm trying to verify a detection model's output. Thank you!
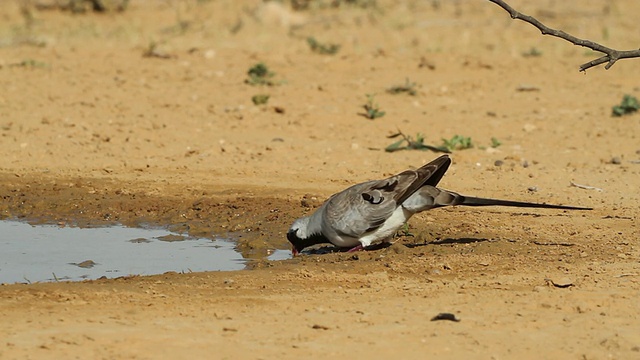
[489, 0, 640, 71]
[570, 181, 603, 192]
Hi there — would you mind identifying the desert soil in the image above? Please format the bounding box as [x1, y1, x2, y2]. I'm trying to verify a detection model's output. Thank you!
[0, 0, 639, 359]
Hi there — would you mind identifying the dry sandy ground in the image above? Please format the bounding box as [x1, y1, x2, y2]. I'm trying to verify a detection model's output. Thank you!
[0, 0, 639, 359]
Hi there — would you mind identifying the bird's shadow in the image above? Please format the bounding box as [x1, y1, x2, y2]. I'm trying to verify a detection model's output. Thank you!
[405, 237, 492, 248]
[299, 237, 491, 255]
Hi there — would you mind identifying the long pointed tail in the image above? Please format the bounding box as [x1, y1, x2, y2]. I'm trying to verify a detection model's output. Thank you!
[458, 195, 592, 210]
[403, 186, 593, 212]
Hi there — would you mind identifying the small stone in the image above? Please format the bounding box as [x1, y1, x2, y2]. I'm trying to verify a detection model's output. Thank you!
[204, 49, 216, 59]
[527, 186, 538, 192]
[494, 160, 504, 167]
[610, 156, 622, 165]
[388, 243, 407, 254]
[70, 260, 97, 268]
[575, 304, 590, 313]
[516, 84, 540, 92]
[300, 194, 320, 208]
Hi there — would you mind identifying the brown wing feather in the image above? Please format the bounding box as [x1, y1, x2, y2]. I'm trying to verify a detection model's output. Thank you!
[391, 155, 451, 205]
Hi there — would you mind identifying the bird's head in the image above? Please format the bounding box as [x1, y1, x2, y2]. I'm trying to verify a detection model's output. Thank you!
[286, 217, 327, 256]
[287, 218, 309, 256]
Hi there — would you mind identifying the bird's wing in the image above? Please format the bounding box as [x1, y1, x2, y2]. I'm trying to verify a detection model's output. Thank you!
[393, 154, 451, 205]
[323, 180, 398, 238]
[322, 155, 452, 238]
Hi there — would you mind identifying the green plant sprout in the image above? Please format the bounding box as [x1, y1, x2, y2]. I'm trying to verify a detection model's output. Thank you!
[612, 94, 639, 116]
[440, 135, 473, 151]
[522, 47, 543, 57]
[385, 130, 450, 153]
[360, 94, 386, 119]
[251, 94, 270, 105]
[395, 223, 414, 237]
[386, 78, 417, 96]
[246, 63, 277, 86]
[307, 37, 340, 55]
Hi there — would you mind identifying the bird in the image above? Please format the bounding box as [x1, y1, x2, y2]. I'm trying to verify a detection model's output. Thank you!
[287, 154, 592, 255]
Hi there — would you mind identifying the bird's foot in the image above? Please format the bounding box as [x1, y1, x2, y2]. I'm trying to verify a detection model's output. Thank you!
[346, 242, 392, 252]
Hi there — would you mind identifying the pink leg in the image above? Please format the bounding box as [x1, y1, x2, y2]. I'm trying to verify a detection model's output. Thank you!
[347, 245, 364, 252]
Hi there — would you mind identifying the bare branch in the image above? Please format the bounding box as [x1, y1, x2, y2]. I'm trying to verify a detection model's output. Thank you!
[489, 0, 640, 72]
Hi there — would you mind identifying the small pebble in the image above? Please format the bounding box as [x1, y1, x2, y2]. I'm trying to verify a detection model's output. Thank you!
[575, 304, 590, 313]
[70, 260, 96, 268]
[204, 49, 216, 59]
[516, 84, 540, 92]
[494, 160, 504, 167]
[388, 243, 407, 254]
[610, 156, 622, 165]
[527, 186, 538, 192]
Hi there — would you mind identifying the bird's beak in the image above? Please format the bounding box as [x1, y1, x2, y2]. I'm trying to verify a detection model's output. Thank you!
[291, 245, 299, 256]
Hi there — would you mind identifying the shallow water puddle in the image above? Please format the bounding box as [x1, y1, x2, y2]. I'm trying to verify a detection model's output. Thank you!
[0, 220, 248, 284]
[267, 249, 293, 261]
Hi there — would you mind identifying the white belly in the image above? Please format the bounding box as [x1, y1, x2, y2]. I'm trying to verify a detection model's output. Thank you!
[355, 206, 412, 247]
